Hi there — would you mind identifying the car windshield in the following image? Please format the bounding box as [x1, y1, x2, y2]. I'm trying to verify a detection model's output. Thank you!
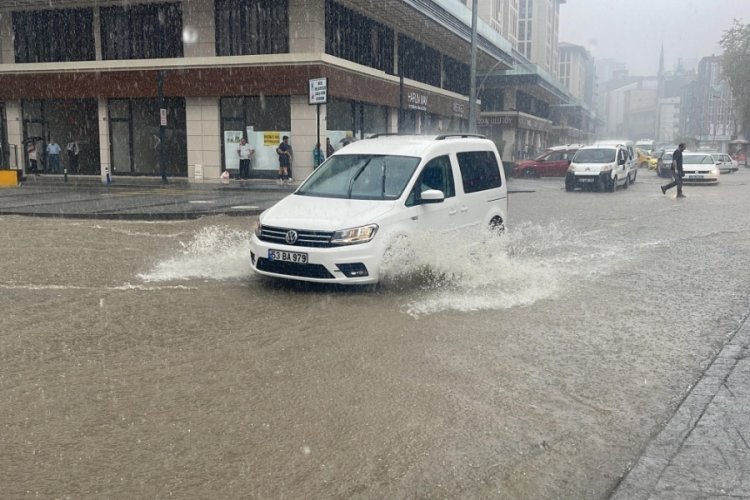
[573, 148, 616, 163]
[296, 154, 420, 200]
[662, 152, 673, 161]
[683, 154, 714, 164]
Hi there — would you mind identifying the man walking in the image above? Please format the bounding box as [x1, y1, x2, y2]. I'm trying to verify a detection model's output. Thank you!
[46, 139, 62, 174]
[661, 143, 687, 198]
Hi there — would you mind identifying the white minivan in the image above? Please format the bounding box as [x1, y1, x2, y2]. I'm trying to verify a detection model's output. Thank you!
[249, 134, 508, 285]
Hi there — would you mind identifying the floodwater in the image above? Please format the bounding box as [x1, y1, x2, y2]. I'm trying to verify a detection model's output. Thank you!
[2, 171, 750, 498]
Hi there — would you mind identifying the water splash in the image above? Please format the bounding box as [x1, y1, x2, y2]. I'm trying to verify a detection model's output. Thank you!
[138, 223, 627, 317]
[138, 225, 253, 282]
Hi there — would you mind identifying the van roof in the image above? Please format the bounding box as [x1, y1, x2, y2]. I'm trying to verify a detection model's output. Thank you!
[336, 134, 496, 157]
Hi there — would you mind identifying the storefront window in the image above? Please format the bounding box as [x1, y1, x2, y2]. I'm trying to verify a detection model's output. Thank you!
[21, 99, 100, 174]
[108, 98, 187, 176]
[220, 96, 291, 176]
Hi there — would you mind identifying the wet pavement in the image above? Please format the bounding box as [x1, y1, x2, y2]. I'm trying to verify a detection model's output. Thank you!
[0, 174, 295, 219]
[2, 171, 750, 498]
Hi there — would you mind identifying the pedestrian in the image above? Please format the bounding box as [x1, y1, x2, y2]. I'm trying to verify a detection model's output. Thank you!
[27, 142, 38, 176]
[237, 137, 254, 179]
[276, 135, 293, 184]
[46, 139, 61, 173]
[66, 141, 80, 173]
[661, 143, 687, 198]
[313, 142, 324, 168]
[326, 137, 335, 158]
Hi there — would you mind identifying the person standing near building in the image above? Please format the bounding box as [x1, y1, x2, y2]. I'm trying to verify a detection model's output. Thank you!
[66, 140, 80, 173]
[276, 135, 293, 184]
[46, 139, 61, 173]
[326, 137, 335, 158]
[661, 143, 687, 198]
[237, 137, 254, 179]
[313, 142, 324, 168]
[27, 142, 38, 176]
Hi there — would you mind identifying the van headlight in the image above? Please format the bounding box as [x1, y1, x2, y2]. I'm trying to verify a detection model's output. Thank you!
[253, 220, 262, 237]
[600, 164, 614, 172]
[331, 224, 379, 245]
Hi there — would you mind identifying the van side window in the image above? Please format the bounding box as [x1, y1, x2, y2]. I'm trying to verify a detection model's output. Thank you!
[406, 155, 455, 206]
[456, 150, 502, 194]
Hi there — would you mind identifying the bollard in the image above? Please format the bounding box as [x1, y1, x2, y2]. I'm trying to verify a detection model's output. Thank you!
[64, 168, 68, 183]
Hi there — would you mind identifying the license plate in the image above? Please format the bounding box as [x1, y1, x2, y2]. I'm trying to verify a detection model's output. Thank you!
[268, 249, 308, 263]
[578, 178, 595, 183]
[687, 174, 702, 179]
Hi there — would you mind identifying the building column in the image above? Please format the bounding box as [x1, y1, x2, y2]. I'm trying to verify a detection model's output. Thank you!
[5, 101, 23, 169]
[186, 96, 221, 183]
[98, 98, 110, 182]
[291, 95, 324, 182]
[289, 0, 325, 54]
[182, 0, 216, 58]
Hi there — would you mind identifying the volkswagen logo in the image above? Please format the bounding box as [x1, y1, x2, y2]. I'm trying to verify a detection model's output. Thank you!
[285, 230, 298, 245]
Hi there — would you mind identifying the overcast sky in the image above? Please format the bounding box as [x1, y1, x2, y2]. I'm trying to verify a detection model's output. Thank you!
[559, 0, 749, 76]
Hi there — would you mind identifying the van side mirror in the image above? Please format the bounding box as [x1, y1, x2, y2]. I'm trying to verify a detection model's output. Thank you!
[420, 189, 445, 204]
[618, 158, 626, 166]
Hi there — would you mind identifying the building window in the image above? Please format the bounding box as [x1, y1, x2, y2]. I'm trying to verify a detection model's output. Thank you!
[13, 8, 95, 63]
[398, 35, 440, 88]
[325, 0, 394, 74]
[101, 3, 183, 60]
[490, 0, 503, 32]
[215, 0, 289, 56]
[443, 56, 469, 95]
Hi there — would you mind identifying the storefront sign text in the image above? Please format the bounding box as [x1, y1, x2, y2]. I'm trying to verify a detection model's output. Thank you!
[407, 92, 428, 111]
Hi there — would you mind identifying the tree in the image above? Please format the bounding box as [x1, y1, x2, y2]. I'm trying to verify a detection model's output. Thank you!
[721, 20, 750, 138]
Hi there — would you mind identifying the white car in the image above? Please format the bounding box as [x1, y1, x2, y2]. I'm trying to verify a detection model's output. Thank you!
[565, 145, 630, 192]
[682, 153, 721, 184]
[249, 134, 508, 285]
[709, 152, 736, 174]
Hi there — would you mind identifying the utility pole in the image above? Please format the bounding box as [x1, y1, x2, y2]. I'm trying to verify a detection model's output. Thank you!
[468, 0, 478, 133]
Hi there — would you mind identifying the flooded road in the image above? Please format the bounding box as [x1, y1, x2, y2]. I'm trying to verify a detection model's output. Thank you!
[2, 170, 750, 498]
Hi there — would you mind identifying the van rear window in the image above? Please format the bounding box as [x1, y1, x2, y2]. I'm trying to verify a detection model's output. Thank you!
[456, 151, 502, 194]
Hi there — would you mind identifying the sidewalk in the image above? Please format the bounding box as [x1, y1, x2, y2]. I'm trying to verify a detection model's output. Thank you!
[0, 174, 294, 219]
[610, 311, 750, 499]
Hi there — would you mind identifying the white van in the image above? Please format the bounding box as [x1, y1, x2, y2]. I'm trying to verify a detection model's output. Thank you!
[593, 140, 637, 185]
[565, 144, 630, 192]
[249, 134, 508, 284]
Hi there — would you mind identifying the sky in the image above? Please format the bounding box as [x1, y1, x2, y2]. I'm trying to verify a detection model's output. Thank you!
[559, 0, 750, 76]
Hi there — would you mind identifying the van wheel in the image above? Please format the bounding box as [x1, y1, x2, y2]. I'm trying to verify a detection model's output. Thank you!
[622, 176, 629, 189]
[489, 217, 505, 235]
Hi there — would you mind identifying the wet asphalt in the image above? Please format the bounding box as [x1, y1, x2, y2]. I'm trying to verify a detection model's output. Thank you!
[1, 171, 749, 499]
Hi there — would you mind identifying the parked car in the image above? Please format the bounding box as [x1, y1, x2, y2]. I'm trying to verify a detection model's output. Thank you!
[658, 150, 674, 178]
[511, 144, 582, 177]
[593, 140, 637, 184]
[708, 152, 736, 174]
[249, 134, 508, 285]
[565, 144, 630, 192]
[681, 152, 721, 184]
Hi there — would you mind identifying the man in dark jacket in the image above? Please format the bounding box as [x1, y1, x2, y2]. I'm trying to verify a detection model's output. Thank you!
[661, 143, 687, 198]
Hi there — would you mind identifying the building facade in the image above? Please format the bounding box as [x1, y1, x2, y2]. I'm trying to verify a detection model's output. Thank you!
[0, 0, 519, 182]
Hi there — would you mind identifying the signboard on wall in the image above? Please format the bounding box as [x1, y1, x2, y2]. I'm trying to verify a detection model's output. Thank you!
[309, 78, 328, 105]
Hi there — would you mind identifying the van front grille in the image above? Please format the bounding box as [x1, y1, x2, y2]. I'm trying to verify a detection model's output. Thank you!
[259, 225, 335, 248]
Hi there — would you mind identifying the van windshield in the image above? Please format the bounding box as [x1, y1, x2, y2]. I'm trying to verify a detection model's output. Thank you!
[296, 155, 420, 200]
[573, 148, 616, 163]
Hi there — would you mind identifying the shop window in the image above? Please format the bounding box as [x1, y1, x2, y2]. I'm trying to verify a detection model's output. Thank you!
[443, 56, 469, 95]
[215, 0, 289, 56]
[220, 96, 291, 175]
[101, 3, 183, 60]
[13, 8, 95, 63]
